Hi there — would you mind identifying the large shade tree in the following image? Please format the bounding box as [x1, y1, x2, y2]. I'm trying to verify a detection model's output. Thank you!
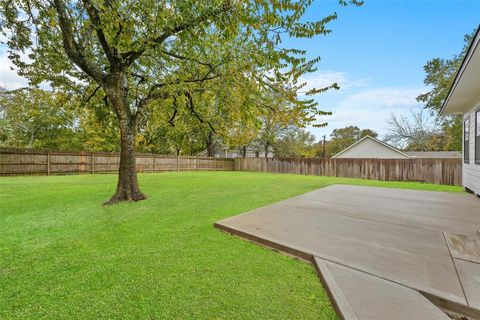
[1, 0, 361, 203]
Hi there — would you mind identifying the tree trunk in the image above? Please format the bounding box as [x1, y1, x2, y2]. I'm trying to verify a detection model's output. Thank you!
[105, 122, 145, 203]
[28, 129, 36, 148]
[103, 76, 146, 205]
[102, 73, 147, 204]
[207, 144, 214, 157]
[264, 142, 270, 158]
[206, 131, 214, 157]
[105, 120, 146, 204]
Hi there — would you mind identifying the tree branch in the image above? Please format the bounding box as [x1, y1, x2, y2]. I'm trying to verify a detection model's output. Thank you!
[84, 85, 101, 103]
[160, 50, 214, 68]
[169, 97, 179, 126]
[185, 91, 216, 133]
[150, 72, 221, 91]
[82, 0, 118, 68]
[133, 65, 222, 122]
[122, 1, 233, 67]
[53, 0, 105, 83]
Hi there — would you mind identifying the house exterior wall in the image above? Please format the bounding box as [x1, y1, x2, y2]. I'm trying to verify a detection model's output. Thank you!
[333, 138, 410, 159]
[463, 99, 480, 195]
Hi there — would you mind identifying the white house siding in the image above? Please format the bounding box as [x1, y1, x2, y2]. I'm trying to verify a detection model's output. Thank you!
[334, 138, 410, 159]
[463, 100, 480, 195]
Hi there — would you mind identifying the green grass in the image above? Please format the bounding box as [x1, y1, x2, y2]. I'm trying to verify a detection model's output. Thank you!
[0, 172, 462, 319]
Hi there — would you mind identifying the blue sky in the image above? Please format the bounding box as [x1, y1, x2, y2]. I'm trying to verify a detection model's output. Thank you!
[1, 1, 479, 141]
[287, 0, 480, 140]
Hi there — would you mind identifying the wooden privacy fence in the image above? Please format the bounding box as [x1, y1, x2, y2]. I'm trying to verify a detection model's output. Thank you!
[0, 148, 234, 175]
[234, 157, 462, 186]
[0, 148, 462, 186]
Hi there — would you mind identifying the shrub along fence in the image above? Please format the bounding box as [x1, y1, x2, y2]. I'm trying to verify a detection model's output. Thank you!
[0, 148, 234, 175]
[0, 148, 462, 186]
[234, 157, 462, 186]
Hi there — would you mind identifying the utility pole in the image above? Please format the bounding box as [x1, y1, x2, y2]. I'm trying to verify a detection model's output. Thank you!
[322, 135, 326, 158]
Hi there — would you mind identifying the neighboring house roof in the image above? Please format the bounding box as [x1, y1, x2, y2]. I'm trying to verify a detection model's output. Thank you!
[332, 136, 462, 159]
[441, 25, 480, 115]
[332, 136, 412, 159]
[197, 149, 208, 157]
[406, 151, 462, 159]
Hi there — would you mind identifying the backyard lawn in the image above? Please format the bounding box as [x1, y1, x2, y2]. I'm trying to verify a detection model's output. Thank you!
[0, 172, 462, 319]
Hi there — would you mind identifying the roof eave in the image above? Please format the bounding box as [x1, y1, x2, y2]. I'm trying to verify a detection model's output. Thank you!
[440, 25, 480, 116]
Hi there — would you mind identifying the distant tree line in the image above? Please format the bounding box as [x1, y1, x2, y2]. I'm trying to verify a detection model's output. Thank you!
[0, 86, 321, 158]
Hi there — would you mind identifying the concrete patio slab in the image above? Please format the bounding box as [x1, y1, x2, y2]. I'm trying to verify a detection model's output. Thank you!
[217, 200, 465, 304]
[277, 184, 480, 234]
[314, 257, 450, 320]
[214, 185, 480, 319]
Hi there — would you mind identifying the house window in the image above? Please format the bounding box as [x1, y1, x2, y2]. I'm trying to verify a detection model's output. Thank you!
[464, 117, 470, 163]
[476, 110, 480, 164]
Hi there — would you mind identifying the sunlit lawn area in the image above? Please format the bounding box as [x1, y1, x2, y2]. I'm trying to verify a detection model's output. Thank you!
[0, 172, 462, 319]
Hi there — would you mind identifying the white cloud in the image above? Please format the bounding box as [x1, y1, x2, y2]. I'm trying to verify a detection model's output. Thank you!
[301, 70, 369, 92]
[339, 88, 425, 109]
[310, 87, 427, 139]
[0, 53, 29, 90]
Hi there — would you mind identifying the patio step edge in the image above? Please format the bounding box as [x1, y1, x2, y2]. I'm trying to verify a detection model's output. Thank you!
[421, 290, 480, 320]
[313, 257, 451, 320]
[313, 257, 359, 320]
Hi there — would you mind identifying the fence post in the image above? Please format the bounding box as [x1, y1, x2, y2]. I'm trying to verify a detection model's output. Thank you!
[177, 155, 180, 172]
[47, 152, 51, 176]
[92, 152, 95, 174]
[153, 155, 156, 173]
[196, 156, 199, 171]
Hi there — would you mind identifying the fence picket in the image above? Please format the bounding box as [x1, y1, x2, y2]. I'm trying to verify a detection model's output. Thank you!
[232, 157, 462, 186]
[0, 148, 462, 186]
[0, 148, 234, 175]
